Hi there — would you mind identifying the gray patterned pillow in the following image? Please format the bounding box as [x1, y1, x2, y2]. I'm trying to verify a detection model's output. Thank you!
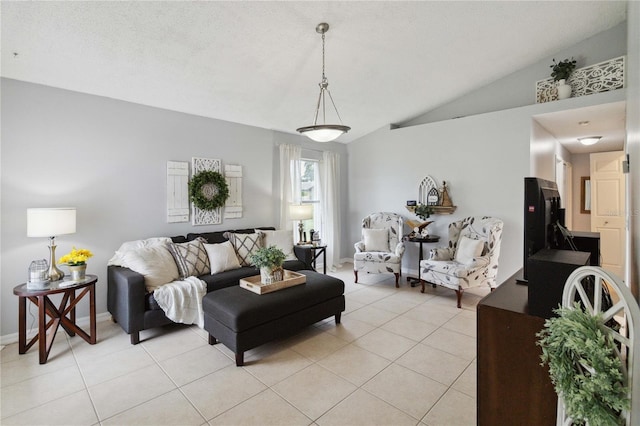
[167, 237, 211, 278]
[224, 232, 263, 266]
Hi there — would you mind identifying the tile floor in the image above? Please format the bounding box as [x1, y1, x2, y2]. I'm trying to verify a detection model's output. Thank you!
[0, 266, 490, 425]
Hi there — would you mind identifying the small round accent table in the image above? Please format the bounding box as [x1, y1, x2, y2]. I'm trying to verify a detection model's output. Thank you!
[13, 275, 97, 364]
[405, 236, 440, 287]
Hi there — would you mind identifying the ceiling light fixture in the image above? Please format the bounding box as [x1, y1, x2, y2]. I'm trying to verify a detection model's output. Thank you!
[296, 23, 350, 143]
[578, 136, 602, 146]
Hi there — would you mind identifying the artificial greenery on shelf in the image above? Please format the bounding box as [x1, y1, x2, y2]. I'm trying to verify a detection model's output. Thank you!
[537, 303, 629, 426]
[550, 57, 577, 81]
[415, 203, 433, 220]
[249, 245, 286, 269]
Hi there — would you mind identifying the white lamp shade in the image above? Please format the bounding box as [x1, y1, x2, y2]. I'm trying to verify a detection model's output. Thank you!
[289, 204, 314, 220]
[27, 208, 76, 237]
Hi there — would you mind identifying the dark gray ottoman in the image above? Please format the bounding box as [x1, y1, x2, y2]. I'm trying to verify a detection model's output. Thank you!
[203, 270, 345, 366]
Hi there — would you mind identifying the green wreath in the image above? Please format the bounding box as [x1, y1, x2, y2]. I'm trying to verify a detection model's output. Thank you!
[189, 170, 229, 211]
[537, 303, 630, 425]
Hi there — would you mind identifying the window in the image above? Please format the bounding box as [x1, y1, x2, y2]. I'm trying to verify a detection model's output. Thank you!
[300, 159, 321, 241]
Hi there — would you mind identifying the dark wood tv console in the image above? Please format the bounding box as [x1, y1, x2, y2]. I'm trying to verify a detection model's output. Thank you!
[477, 271, 557, 425]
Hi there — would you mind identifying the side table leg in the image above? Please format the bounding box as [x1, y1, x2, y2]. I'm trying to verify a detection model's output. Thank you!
[89, 284, 96, 344]
[18, 297, 27, 354]
[38, 295, 47, 364]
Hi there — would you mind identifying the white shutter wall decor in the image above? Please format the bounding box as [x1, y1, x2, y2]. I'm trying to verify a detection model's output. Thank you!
[224, 164, 243, 219]
[166, 161, 189, 223]
[192, 157, 223, 226]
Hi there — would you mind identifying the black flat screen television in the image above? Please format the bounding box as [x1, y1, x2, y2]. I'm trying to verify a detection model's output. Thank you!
[521, 177, 563, 282]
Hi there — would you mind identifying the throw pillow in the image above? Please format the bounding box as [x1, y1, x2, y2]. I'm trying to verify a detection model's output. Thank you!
[363, 228, 390, 252]
[167, 237, 211, 278]
[255, 229, 296, 261]
[224, 232, 263, 266]
[204, 241, 241, 274]
[108, 237, 173, 266]
[119, 245, 180, 292]
[455, 236, 485, 265]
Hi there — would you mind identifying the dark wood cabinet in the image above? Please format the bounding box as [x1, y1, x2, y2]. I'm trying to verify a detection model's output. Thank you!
[477, 272, 557, 425]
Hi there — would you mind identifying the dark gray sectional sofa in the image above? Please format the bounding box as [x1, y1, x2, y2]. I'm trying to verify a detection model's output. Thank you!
[107, 227, 315, 344]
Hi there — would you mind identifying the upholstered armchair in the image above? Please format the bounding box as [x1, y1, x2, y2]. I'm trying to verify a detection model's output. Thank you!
[420, 216, 503, 307]
[354, 212, 405, 287]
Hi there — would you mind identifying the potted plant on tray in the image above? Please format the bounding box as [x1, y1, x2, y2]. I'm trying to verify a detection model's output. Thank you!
[250, 245, 287, 284]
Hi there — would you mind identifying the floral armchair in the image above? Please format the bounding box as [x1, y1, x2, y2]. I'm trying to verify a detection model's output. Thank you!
[420, 216, 503, 307]
[354, 212, 405, 287]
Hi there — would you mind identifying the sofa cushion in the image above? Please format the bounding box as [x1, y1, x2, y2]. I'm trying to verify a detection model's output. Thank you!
[363, 228, 390, 252]
[204, 241, 241, 274]
[108, 237, 173, 266]
[256, 229, 296, 261]
[168, 237, 211, 278]
[224, 232, 263, 266]
[120, 245, 180, 292]
[454, 236, 484, 265]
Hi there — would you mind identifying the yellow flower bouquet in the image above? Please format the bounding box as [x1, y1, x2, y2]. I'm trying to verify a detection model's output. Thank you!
[58, 247, 93, 266]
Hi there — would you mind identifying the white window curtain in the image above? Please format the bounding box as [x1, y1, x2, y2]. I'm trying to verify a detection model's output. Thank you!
[320, 151, 342, 272]
[279, 144, 301, 230]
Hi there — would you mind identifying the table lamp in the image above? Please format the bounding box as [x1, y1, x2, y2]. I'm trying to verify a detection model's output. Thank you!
[27, 207, 76, 281]
[289, 204, 313, 244]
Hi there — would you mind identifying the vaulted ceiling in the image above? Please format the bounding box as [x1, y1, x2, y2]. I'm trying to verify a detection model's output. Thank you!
[1, 1, 627, 142]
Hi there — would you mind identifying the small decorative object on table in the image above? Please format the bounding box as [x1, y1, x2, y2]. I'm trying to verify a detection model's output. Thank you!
[59, 247, 93, 280]
[249, 245, 286, 284]
[27, 259, 50, 289]
[550, 57, 576, 100]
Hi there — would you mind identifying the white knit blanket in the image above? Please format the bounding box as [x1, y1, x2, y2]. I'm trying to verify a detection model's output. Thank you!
[153, 277, 206, 328]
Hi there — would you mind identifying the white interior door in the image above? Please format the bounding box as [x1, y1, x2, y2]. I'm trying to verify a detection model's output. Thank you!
[590, 151, 626, 278]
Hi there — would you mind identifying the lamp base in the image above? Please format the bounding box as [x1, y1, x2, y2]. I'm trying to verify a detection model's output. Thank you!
[47, 242, 65, 281]
[298, 221, 305, 244]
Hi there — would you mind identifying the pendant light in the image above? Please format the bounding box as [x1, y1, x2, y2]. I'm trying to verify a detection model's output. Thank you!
[297, 23, 350, 142]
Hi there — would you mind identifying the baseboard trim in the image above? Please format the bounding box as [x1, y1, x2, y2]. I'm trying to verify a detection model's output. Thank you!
[0, 312, 112, 346]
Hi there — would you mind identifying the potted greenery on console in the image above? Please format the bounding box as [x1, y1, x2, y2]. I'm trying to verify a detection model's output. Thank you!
[250, 245, 286, 284]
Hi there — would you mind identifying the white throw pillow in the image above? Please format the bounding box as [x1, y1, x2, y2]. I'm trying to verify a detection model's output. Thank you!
[363, 228, 390, 252]
[256, 229, 296, 261]
[108, 237, 173, 266]
[455, 236, 485, 265]
[119, 245, 180, 292]
[204, 241, 241, 274]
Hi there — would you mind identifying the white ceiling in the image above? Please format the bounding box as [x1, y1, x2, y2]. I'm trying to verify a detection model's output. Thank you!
[0, 1, 628, 143]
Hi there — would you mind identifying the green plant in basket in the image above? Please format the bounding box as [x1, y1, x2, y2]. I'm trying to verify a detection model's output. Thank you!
[249, 246, 286, 269]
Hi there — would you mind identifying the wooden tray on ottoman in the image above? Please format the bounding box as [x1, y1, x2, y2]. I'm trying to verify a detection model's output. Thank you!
[239, 270, 306, 295]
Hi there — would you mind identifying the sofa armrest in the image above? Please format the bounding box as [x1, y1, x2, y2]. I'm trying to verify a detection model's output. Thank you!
[354, 241, 365, 252]
[394, 242, 405, 257]
[429, 247, 454, 261]
[293, 245, 314, 270]
[107, 265, 147, 335]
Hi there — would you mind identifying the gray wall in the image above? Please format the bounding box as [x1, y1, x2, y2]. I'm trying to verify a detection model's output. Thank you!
[0, 78, 346, 337]
[402, 22, 627, 127]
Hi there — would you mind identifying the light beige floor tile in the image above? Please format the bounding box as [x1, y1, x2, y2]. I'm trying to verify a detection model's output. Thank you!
[421, 328, 476, 361]
[403, 302, 459, 327]
[0, 364, 86, 419]
[102, 389, 206, 425]
[381, 315, 439, 342]
[382, 289, 431, 305]
[77, 344, 155, 387]
[370, 297, 418, 315]
[141, 325, 208, 361]
[343, 299, 366, 314]
[442, 309, 477, 338]
[69, 319, 133, 361]
[345, 287, 392, 305]
[317, 344, 390, 386]
[317, 389, 416, 426]
[159, 344, 233, 386]
[272, 364, 357, 420]
[209, 389, 311, 426]
[363, 363, 448, 420]
[352, 328, 417, 361]
[0, 342, 76, 388]
[180, 365, 267, 420]
[88, 364, 176, 420]
[422, 388, 476, 426]
[0, 389, 97, 425]
[289, 331, 348, 361]
[452, 361, 476, 398]
[346, 305, 398, 327]
[243, 348, 312, 386]
[316, 317, 375, 343]
[0, 334, 72, 366]
[397, 344, 470, 386]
